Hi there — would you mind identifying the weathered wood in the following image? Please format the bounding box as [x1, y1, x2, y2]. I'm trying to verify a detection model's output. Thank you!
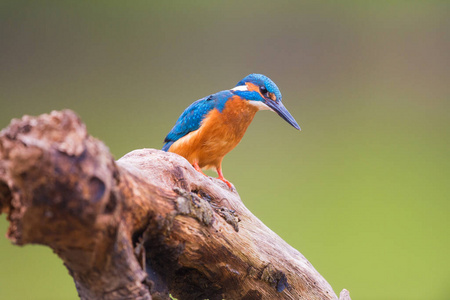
[0, 110, 350, 300]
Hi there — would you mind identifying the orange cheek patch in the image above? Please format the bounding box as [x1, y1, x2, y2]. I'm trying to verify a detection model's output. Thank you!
[245, 82, 265, 99]
[245, 82, 259, 92]
[246, 82, 277, 101]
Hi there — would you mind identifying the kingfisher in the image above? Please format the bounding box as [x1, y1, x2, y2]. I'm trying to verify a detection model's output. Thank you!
[162, 73, 300, 188]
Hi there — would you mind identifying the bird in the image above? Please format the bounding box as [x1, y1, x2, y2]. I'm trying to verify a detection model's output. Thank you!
[162, 73, 300, 189]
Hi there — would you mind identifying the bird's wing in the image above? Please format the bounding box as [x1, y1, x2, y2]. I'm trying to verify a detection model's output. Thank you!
[163, 95, 216, 150]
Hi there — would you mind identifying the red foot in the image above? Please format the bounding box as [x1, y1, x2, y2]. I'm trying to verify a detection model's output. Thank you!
[193, 163, 233, 189]
[193, 162, 207, 176]
[216, 167, 233, 189]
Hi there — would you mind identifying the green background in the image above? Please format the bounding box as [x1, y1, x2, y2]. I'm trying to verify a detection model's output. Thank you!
[1, 1, 449, 299]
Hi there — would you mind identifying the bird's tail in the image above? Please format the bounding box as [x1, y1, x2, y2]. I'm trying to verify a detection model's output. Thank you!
[162, 141, 174, 152]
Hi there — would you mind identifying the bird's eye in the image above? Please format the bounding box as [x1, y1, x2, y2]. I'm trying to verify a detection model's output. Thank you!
[260, 86, 268, 95]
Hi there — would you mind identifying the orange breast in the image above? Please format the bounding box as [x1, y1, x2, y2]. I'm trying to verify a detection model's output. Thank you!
[168, 96, 258, 169]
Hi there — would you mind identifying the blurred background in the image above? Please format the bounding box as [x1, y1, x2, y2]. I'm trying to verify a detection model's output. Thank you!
[1, 1, 449, 299]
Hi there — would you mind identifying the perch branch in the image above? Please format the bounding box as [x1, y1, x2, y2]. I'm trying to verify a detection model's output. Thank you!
[0, 110, 350, 300]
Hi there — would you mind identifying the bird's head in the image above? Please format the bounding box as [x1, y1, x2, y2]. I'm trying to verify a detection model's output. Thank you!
[232, 74, 301, 130]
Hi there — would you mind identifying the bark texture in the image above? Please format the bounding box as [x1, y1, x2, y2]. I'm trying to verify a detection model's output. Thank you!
[0, 110, 350, 300]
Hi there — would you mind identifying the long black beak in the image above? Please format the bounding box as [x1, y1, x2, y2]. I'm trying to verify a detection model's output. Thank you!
[265, 100, 301, 130]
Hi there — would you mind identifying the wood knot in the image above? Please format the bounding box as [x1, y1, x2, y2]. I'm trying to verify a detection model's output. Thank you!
[217, 207, 240, 232]
[174, 187, 240, 232]
[174, 187, 214, 226]
[261, 263, 291, 293]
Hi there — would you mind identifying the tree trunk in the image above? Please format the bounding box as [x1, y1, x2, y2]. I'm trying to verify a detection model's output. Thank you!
[0, 110, 350, 300]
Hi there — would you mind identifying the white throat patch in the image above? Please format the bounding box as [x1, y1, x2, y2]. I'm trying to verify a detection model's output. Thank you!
[248, 100, 272, 111]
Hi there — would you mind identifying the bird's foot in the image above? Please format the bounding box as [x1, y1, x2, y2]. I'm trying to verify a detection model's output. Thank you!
[192, 163, 234, 190]
[193, 162, 207, 176]
[218, 176, 233, 189]
[216, 168, 233, 189]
